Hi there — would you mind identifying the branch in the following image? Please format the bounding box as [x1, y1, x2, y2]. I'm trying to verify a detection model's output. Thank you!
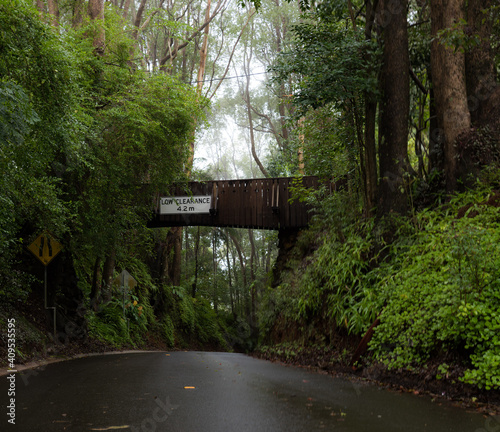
[250, 105, 283, 147]
[159, 0, 226, 67]
[208, 9, 256, 99]
[139, 0, 166, 32]
[409, 67, 427, 94]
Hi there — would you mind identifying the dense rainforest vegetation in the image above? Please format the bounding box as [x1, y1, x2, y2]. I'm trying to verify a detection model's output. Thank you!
[1, 0, 499, 399]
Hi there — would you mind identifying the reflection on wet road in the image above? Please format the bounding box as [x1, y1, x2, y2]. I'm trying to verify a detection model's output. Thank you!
[1, 351, 495, 431]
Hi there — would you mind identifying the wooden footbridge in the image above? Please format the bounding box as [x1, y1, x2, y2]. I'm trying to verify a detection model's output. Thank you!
[148, 176, 319, 230]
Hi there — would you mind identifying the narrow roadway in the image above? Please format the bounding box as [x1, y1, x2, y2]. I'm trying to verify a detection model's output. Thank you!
[1, 351, 491, 431]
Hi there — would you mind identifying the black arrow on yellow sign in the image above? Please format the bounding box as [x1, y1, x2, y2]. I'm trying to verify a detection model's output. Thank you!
[28, 232, 63, 266]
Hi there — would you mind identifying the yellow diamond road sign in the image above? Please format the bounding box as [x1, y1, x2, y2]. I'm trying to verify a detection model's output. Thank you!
[28, 232, 63, 266]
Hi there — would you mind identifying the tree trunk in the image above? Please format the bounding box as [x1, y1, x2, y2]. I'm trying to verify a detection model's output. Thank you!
[170, 226, 182, 286]
[35, 0, 45, 14]
[212, 228, 218, 313]
[122, 0, 132, 19]
[430, 0, 471, 191]
[265, 237, 272, 274]
[186, 0, 212, 174]
[363, 0, 379, 214]
[231, 250, 241, 314]
[228, 230, 247, 291]
[248, 229, 257, 325]
[88, 0, 105, 55]
[47, 0, 59, 27]
[465, 0, 496, 126]
[161, 229, 174, 285]
[192, 226, 200, 297]
[244, 42, 269, 178]
[377, 0, 410, 215]
[132, 0, 148, 40]
[427, 78, 443, 175]
[225, 230, 235, 318]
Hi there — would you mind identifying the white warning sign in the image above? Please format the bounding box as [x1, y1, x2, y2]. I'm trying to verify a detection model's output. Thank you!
[159, 196, 212, 214]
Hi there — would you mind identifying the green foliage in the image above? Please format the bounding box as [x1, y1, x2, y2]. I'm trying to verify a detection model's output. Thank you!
[193, 297, 226, 347]
[298, 217, 381, 334]
[370, 187, 500, 389]
[179, 292, 196, 332]
[87, 302, 132, 347]
[436, 19, 481, 53]
[259, 282, 301, 342]
[162, 315, 175, 348]
[260, 177, 500, 390]
[270, 13, 379, 115]
[0, 1, 90, 296]
[0, 0, 261, 358]
[300, 105, 355, 179]
[223, 314, 253, 352]
[125, 295, 148, 330]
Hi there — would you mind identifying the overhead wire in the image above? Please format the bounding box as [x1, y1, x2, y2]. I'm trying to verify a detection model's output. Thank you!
[191, 71, 267, 84]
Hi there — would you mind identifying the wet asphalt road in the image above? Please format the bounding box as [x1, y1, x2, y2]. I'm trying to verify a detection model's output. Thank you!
[1, 351, 493, 431]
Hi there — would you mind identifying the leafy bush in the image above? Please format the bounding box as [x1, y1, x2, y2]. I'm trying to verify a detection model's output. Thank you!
[87, 301, 131, 347]
[370, 188, 500, 389]
[260, 180, 500, 390]
[178, 292, 196, 332]
[193, 297, 227, 348]
[162, 315, 175, 348]
[297, 218, 382, 334]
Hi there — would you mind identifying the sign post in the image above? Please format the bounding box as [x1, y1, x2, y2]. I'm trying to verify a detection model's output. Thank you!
[27, 232, 63, 342]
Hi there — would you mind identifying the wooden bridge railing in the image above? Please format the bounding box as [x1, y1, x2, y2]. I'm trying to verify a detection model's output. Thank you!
[148, 176, 319, 230]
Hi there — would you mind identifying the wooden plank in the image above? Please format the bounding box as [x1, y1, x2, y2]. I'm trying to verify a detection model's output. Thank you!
[218, 181, 227, 226]
[247, 179, 252, 228]
[292, 178, 301, 227]
[262, 179, 271, 229]
[251, 179, 256, 228]
[231, 180, 239, 227]
[230, 181, 236, 227]
[251, 179, 258, 228]
[261, 179, 268, 229]
[241, 180, 249, 227]
[228, 181, 235, 227]
[272, 179, 280, 229]
[224, 180, 233, 227]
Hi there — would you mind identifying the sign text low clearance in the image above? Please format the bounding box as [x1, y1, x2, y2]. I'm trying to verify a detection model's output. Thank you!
[160, 196, 212, 214]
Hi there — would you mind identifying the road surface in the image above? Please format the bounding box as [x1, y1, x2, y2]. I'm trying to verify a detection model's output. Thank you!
[1, 351, 493, 431]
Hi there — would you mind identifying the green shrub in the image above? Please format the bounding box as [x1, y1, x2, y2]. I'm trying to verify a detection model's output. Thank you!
[298, 218, 381, 334]
[162, 315, 175, 348]
[87, 301, 131, 347]
[370, 188, 500, 389]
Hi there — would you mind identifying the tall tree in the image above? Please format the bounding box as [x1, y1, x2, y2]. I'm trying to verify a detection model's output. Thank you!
[430, 0, 471, 191]
[377, 0, 410, 214]
[363, 0, 379, 213]
[465, 0, 497, 126]
[88, 0, 105, 54]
